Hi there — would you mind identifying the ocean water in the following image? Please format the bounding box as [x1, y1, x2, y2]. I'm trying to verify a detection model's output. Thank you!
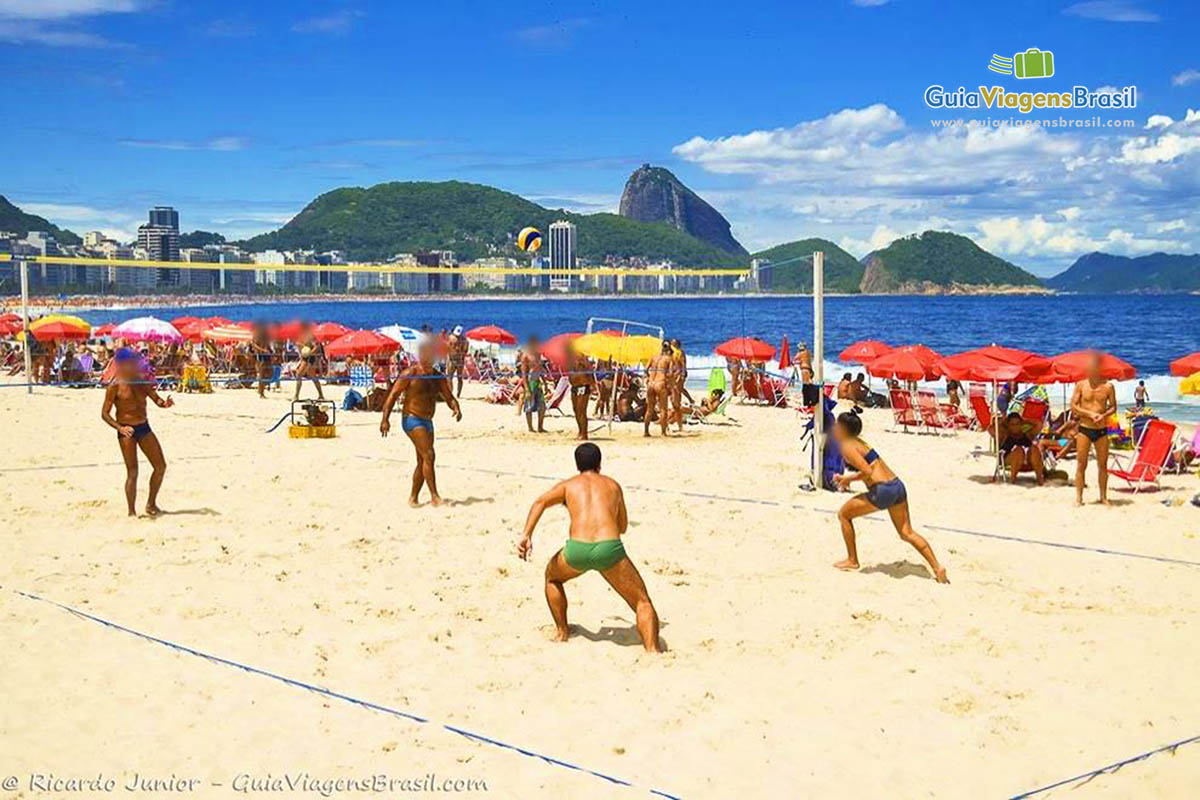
[86, 293, 1200, 421]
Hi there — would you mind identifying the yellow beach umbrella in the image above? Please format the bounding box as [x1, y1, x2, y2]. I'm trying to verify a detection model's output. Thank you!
[28, 313, 91, 340]
[1181, 371, 1200, 396]
[574, 333, 663, 366]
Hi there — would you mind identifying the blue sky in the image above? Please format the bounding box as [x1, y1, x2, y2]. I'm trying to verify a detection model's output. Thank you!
[1, 0, 1196, 275]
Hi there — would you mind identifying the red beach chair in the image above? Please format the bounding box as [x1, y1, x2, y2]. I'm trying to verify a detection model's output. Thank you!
[889, 389, 921, 433]
[1108, 418, 1176, 493]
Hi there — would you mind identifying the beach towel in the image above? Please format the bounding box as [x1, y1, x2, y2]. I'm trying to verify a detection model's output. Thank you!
[707, 367, 727, 396]
[342, 388, 364, 411]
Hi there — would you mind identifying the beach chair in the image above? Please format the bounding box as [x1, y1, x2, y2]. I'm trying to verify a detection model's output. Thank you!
[1108, 418, 1176, 493]
[915, 391, 956, 433]
[888, 388, 922, 433]
[546, 376, 572, 416]
[761, 378, 789, 408]
[1020, 398, 1049, 434]
[348, 363, 373, 391]
[741, 372, 763, 404]
[969, 393, 994, 433]
[486, 382, 519, 404]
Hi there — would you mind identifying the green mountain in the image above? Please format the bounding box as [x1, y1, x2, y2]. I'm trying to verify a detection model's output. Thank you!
[0, 195, 81, 245]
[179, 230, 227, 249]
[241, 181, 745, 266]
[860, 230, 1043, 293]
[1046, 251, 1200, 293]
[751, 238, 864, 293]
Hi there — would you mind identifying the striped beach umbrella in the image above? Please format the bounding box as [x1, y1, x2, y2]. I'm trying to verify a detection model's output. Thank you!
[30, 314, 90, 341]
[203, 324, 253, 343]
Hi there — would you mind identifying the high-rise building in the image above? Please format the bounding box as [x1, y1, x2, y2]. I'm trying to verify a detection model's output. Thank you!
[137, 206, 181, 289]
[548, 220, 577, 291]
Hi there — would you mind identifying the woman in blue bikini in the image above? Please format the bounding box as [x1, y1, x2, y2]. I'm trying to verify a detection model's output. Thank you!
[831, 409, 949, 583]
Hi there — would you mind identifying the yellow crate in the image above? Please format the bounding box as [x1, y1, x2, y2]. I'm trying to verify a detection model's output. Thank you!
[288, 424, 337, 439]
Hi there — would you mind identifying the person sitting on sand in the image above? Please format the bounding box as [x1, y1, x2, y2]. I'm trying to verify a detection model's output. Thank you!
[1071, 352, 1117, 506]
[615, 377, 644, 422]
[837, 372, 854, 400]
[997, 412, 1045, 485]
[831, 408, 949, 583]
[520, 336, 546, 433]
[517, 443, 662, 653]
[644, 341, 673, 437]
[101, 347, 175, 517]
[850, 373, 869, 404]
[380, 339, 462, 507]
[682, 388, 725, 420]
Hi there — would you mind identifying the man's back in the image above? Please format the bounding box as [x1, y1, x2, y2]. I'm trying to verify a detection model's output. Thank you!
[562, 472, 625, 543]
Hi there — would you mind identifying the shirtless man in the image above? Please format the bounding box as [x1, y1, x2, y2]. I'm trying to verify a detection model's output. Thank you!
[517, 443, 662, 653]
[250, 322, 272, 399]
[101, 348, 175, 517]
[1070, 351, 1117, 506]
[380, 340, 462, 507]
[566, 344, 595, 440]
[644, 341, 673, 437]
[447, 325, 468, 397]
[520, 336, 546, 433]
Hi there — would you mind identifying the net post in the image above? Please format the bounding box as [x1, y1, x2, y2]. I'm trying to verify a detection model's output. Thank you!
[19, 258, 32, 394]
[813, 251, 825, 488]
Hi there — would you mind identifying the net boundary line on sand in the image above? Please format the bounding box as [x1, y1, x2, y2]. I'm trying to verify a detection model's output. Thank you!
[10, 589, 682, 800]
[1010, 733, 1200, 798]
[356, 456, 1200, 569]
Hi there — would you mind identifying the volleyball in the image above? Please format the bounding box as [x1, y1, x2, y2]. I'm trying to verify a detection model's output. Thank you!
[516, 226, 542, 252]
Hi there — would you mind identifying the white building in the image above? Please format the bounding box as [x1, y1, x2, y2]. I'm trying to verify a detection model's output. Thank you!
[548, 220, 578, 292]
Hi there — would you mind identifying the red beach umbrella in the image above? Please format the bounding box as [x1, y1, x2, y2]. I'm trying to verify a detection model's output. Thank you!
[866, 347, 941, 382]
[716, 337, 776, 361]
[466, 325, 518, 345]
[93, 323, 118, 338]
[839, 340, 892, 364]
[778, 336, 792, 370]
[541, 332, 583, 367]
[934, 345, 1052, 383]
[324, 329, 400, 358]
[1051, 350, 1136, 383]
[270, 320, 304, 341]
[312, 322, 350, 343]
[0, 312, 22, 323]
[1170, 352, 1200, 377]
[171, 315, 200, 328]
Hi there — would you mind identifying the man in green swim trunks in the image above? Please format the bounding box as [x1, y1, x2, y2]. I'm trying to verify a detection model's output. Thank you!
[517, 443, 662, 653]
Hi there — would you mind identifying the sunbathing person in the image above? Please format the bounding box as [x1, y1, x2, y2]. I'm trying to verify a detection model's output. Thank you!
[380, 340, 462, 507]
[998, 412, 1045, 484]
[615, 378, 644, 422]
[831, 409, 949, 583]
[517, 443, 662, 653]
[681, 388, 725, 420]
[101, 348, 175, 517]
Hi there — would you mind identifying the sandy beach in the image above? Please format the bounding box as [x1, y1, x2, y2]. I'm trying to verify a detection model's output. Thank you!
[4, 383, 1198, 799]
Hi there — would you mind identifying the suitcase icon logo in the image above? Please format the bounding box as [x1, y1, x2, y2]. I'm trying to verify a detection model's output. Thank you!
[988, 48, 1055, 79]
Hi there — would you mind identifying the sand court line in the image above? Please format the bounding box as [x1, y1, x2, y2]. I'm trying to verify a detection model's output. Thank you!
[0, 453, 248, 474]
[354, 454, 1200, 569]
[12, 588, 684, 800]
[1010, 732, 1200, 799]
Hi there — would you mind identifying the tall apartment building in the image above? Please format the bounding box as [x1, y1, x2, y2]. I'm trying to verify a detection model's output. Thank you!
[548, 220, 577, 291]
[137, 206, 181, 289]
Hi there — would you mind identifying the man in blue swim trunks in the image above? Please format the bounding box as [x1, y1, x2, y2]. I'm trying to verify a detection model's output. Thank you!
[380, 339, 462, 507]
[101, 348, 175, 517]
[517, 443, 662, 653]
[520, 335, 546, 433]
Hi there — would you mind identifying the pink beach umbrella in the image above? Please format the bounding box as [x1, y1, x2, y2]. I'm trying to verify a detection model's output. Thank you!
[112, 316, 183, 343]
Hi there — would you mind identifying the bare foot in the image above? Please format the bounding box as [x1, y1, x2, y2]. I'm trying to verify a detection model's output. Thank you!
[1098, 498, 1111, 506]
[127, 509, 137, 517]
[537, 427, 547, 433]
[430, 495, 445, 507]
[552, 627, 570, 642]
[408, 497, 420, 508]
[833, 558, 860, 571]
[934, 567, 950, 584]
[145, 504, 163, 517]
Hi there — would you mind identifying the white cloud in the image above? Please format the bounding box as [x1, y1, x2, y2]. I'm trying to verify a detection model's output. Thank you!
[0, 20, 122, 46]
[19, 201, 141, 240]
[850, 0, 891, 6]
[119, 136, 250, 152]
[291, 10, 362, 34]
[1115, 108, 1200, 163]
[0, 0, 142, 47]
[1172, 69, 1200, 87]
[839, 224, 907, 256]
[1063, 1, 1160, 22]
[514, 17, 594, 47]
[0, 0, 141, 19]
[1153, 219, 1189, 233]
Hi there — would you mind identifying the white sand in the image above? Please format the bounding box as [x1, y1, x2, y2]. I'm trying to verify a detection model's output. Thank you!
[3, 383, 1199, 798]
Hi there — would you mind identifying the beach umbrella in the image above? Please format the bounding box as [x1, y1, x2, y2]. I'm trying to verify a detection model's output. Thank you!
[0, 320, 17, 337]
[541, 332, 583, 367]
[466, 324, 517, 345]
[113, 316, 183, 343]
[30, 314, 90, 341]
[312, 321, 351, 343]
[1170, 352, 1200, 377]
[177, 319, 215, 341]
[1180, 372, 1200, 396]
[93, 323, 117, 338]
[324, 329, 400, 359]
[376, 324, 422, 347]
[866, 347, 941, 382]
[269, 320, 304, 341]
[575, 332, 663, 365]
[203, 324, 253, 343]
[1050, 350, 1136, 383]
[934, 345, 1052, 383]
[170, 315, 200, 328]
[778, 336, 792, 370]
[716, 337, 776, 362]
[839, 340, 892, 364]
